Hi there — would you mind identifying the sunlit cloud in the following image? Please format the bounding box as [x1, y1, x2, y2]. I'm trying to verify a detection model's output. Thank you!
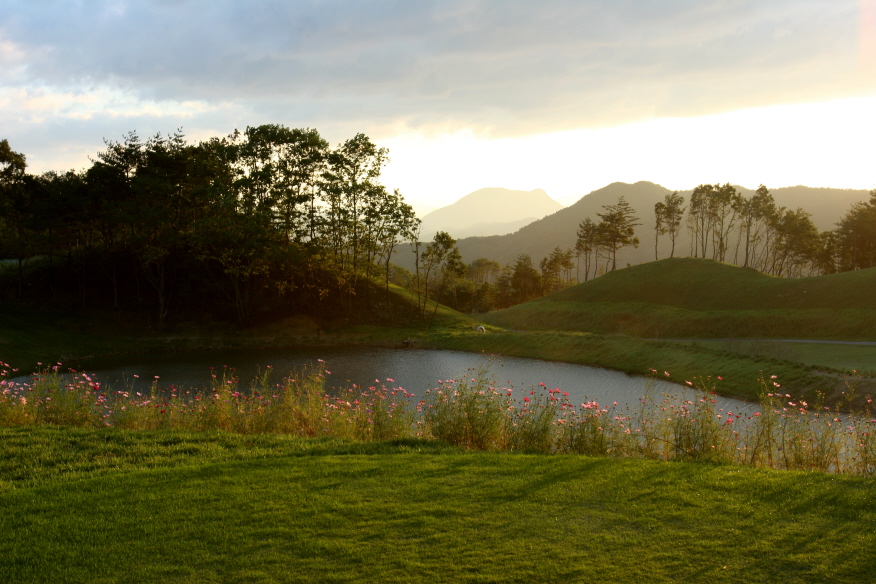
[382, 97, 876, 207]
[1, 1, 874, 205]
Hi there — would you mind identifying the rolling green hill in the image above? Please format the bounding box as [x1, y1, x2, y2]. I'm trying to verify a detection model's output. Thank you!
[544, 257, 876, 311]
[481, 258, 876, 340]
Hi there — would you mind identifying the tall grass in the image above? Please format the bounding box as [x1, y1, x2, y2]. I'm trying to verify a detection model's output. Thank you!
[3, 358, 876, 475]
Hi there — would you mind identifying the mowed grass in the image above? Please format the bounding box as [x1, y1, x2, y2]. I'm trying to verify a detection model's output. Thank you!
[2, 427, 876, 583]
[482, 258, 876, 340]
[422, 329, 839, 403]
[664, 340, 876, 376]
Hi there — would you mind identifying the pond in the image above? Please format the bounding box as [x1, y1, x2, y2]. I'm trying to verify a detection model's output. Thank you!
[13, 346, 753, 412]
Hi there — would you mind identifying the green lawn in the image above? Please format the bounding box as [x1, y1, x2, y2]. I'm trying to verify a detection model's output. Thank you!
[2, 427, 875, 583]
[482, 259, 876, 340]
[666, 340, 876, 376]
[422, 329, 841, 404]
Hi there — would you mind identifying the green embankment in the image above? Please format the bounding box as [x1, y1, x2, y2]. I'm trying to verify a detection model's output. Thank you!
[482, 258, 876, 340]
[4, 269, 869, 405]
[2, 427, 875, 584]
[664, 339, 876, 376]
[419, 329, 850, 404]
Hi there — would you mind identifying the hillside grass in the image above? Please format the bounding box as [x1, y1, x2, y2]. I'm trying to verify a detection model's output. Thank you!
[4, 263, 865, 407]
[482, 258, 876, 340]
[2, 427, 876, 583]
[550, 257, 876, 311]
[666, 340, 876, 376]
[3, 301, 859, 407]
[0, 281, 478, 373]
[419, 329, 847, 404]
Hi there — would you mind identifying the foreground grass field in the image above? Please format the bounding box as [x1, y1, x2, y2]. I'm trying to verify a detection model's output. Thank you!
[2, 427, 875, 583]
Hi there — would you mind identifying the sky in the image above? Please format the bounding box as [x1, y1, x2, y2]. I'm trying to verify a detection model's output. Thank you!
[2, 0, 875, 213]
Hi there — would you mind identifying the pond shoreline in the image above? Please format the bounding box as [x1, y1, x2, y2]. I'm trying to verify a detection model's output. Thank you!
[3, 309, 863, 409]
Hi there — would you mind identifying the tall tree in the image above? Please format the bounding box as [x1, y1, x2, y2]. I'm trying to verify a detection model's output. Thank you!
[596, 196, 641, 271]
[0, 139, 29, 296]
[575, 217, 598, 281]
[653, 201, 666, 261]
[662, 192, 685, 258]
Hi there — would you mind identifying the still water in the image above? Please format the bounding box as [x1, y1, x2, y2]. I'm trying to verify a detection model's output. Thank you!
[16, 346, 752, 412]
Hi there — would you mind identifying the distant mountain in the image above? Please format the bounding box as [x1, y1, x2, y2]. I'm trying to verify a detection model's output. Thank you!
[419, 188, 563, 239]
[450, 181, 672, 269]
[410, 202, 439, 219]
[449, 217, 541, 239]
[556, 193, 585, 207]
[394, 182, 871, 272]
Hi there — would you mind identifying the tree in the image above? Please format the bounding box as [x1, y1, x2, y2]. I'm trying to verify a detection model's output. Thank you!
[575, 217, 598, 281]
[596, 196, 640, 271]
[510, 254, 542, 304]
[738, 185, 775, 268]
[833, 189, 876, 271]
[368, 189, 419, 312]
[0, 139, 29, 296]
[662, 192, 685, 258]
[540, 247, 574, 293]
[710, 183, 743, 262]
[653, 201, 666, 261]
[415, 231, 461, 326]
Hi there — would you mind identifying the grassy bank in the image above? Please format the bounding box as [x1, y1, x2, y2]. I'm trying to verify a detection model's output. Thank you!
[663, 339, 876, 376]
[0, 279, 482, 374]
[418, 329, 849, 404]
[2, 305, 858, 407]
[482, 301, 876, 340]
[482, 259, 876, 340]
[2, 427, 875, 583]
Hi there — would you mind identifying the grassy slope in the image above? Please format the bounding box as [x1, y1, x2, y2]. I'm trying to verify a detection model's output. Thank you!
[482, 258, 876, 340]
[667, 339, 876, 376]
[0, 282, 480, 373]
[5, 270, 861, 405]
[2, 427, 875, 584]
[419, 329, 844, 403]
[3, 282, 858, 405]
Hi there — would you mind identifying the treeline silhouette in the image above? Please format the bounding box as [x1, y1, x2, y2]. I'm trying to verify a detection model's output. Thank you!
[3, 130, 875, 325]
[436, 184, 876, 314]
[0, 128, 425, 329]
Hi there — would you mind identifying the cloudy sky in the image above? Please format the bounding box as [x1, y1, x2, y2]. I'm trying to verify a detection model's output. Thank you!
[2, 0, 875, 210]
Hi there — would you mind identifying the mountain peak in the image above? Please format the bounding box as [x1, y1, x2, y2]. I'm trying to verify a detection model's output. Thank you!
[420, 187, 563, 239]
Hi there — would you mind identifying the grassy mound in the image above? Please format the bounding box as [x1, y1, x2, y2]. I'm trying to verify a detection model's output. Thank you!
[2, 427, 875, 583]
[483, 258, 876, 339]
[546, 258, 876, 311]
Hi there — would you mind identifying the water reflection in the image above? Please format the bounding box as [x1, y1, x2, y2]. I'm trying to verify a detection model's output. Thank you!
[13, 346, 752, 412]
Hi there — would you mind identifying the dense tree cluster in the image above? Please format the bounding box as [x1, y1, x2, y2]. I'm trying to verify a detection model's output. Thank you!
[3, 131, 875, 320]
[0, 128, 432, 328]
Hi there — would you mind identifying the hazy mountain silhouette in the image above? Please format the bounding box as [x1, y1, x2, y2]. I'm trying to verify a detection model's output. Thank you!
[396, 182, 871, 272]
[419, 187, 563, 239]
